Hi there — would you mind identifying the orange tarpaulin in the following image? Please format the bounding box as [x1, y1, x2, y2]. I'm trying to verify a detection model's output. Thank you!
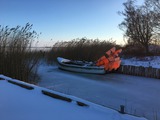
[96, 47, 122, 71]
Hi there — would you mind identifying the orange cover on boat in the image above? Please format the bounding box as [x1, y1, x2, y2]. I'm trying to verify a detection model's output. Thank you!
[96, 47, 122, 71]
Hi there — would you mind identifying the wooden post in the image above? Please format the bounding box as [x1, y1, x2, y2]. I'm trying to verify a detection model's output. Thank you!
[119, 105, 125, 114]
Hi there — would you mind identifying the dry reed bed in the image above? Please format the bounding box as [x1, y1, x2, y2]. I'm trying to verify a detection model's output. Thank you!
[0, 23, 41, 84]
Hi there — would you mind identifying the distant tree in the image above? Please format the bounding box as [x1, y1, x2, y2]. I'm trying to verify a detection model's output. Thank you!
[145, 0, 160, 21]
[145, 0, 160, 42]
[119, 0, 155, 54]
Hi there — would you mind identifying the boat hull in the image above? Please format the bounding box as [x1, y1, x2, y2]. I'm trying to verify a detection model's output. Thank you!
[57, 57, 106, 74]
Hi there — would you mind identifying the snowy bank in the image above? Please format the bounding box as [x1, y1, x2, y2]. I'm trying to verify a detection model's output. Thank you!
[117, 56, 160, 78]
[0, 75, 147, 120]
[121, 56, 160, 69]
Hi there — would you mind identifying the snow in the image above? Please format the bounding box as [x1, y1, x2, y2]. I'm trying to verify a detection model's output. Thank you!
[1, 56, 160, 120]
[37, 64, 160, 120]
[57, 57, 71, 63]
[121, 56, 160, 68]
[0, 75, 146, 120]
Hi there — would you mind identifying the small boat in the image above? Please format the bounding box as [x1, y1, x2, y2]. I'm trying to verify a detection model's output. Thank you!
[57, 57, 106, 74]
[57, 47, 122, 74]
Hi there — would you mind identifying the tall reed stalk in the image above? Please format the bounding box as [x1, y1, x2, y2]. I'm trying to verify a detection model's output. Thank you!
[0, 23, 40, 84]
[46, 38, 121, 64]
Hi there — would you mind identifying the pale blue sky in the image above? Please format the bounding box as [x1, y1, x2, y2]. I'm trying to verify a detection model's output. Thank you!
[0, 0, 144, 46]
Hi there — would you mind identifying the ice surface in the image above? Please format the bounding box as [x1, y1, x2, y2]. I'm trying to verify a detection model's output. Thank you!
[37, 64, 160, 120]
[0, 75, 146, 120]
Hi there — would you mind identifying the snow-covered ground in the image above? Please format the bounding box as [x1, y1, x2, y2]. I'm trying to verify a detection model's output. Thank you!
[37, 64, 160, 120]
[121, 56, 160, 68]
[0, 75, 146, 120]
[1, 56, 160, 120]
